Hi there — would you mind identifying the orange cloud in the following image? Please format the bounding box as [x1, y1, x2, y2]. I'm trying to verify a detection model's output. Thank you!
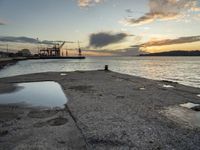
[140, 36, 200, 53]
[141, 35, 200, 47]
[141, 42, 200, 53]
[122, 12, 180, 26]
[122, 0, 200, 26]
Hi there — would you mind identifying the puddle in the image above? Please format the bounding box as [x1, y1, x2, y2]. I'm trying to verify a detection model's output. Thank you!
[163, 104, 200, 128]
[0, 81, 67, 108]
[197, 94, 200, 97]
[163, 84, 174, 88]
[60, 73, 67, 76]
[139, 87, 145, 90]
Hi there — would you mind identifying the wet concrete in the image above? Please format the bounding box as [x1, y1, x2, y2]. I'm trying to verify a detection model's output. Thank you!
[0, 70, 200, 150]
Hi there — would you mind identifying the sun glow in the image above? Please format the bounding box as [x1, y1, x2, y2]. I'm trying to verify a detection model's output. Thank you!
[141, 41, 200, 53]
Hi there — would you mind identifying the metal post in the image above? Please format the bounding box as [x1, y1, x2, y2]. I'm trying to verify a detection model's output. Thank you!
[37, 38, 39, 54]
[105, 65, 108, 71]
[6, 44, 8, 53]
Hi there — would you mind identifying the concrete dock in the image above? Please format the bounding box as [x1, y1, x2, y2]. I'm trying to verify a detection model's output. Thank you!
[0, 70, 200, 150]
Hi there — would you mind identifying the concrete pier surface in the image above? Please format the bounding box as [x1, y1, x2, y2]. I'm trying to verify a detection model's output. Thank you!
[0, 70, 200, 150]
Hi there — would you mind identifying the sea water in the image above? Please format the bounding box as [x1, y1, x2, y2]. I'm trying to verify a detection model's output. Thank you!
[0, 56, 200, 88]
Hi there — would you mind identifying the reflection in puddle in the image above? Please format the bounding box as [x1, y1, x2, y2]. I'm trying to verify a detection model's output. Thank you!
[163, 104, 200, 128]
[0, 81, 67, 108]
[140, 87, 145, 90]
[60, 73, 67, 76]
[198, 94, 200, 97]
[180, 102, 200, 109]
[163, 84, 174, 88]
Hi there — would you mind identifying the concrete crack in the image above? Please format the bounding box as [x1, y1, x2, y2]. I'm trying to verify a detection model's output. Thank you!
[65, 105, 91, 150]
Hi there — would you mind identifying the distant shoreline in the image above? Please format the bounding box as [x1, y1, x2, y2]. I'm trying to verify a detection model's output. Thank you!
[0, 57, 28, 70]
[0, 58, 17, 70]
[139, 50, 200, 56]
[0, 56, 86, 70]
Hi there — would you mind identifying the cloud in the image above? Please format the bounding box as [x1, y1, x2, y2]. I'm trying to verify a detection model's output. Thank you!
[0, 36, 39, 43]
[0, 36, 72, 45]
[122, 12, 180, 26]
[122, 0, 200, 26]
[114, 45, 141, 56]
[78, 0, 103, 7]
[89, 32, 131, 48]
[141, 35, 200, 47]
[83, 45, 141, 56]
[0, 22, 5, 25]
[0, 20, 6, 25]
[125, 9, 133, 13]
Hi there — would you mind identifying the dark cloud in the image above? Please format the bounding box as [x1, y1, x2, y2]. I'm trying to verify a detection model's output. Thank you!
[89, 32, 131, 48]
[141, 35, 200, 47]
[0, 21, 6, 25]
[0, 36, 74, 45]
[0, 36, 39, 43]
[84, 45, 141, 56]
[122, 0, 200, 26]
[40, 40, 75, 45]
[114, 46, 141, 56]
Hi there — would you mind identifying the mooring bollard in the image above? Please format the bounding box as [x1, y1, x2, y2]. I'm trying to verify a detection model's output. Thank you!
[105, 65, 108, 71]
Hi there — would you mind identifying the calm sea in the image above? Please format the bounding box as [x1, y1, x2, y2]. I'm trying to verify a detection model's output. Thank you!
[0, 56, 200, 88]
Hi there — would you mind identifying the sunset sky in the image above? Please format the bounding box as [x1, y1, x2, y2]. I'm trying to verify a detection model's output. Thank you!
[0, 0, 200, 56]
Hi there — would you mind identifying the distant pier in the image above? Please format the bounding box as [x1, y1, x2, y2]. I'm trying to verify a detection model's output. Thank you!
[33, 56, 86, 59]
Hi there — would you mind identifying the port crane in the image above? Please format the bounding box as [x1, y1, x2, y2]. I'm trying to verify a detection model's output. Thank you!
[39, 41, 83, 57]
[39, 41, 66, 57]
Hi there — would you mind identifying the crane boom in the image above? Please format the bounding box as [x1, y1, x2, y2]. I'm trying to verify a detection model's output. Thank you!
[59, 41, 66, 49]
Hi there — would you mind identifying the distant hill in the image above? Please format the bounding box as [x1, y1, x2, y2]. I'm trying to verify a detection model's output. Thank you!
[139, 50, 200, 56]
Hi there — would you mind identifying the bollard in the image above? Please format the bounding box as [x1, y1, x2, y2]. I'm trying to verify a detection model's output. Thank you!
[104, 65, 108, 71]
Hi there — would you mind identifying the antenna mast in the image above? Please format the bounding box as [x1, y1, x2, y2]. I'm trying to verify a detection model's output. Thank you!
[78, 41, 82, 56]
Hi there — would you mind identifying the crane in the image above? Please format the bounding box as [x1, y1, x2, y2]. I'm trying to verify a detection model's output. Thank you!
[59, 41, 66, 49]
[59, 41, 66, 56]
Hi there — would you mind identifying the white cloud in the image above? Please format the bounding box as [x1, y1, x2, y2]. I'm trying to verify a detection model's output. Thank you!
[78, 0, 104, 7]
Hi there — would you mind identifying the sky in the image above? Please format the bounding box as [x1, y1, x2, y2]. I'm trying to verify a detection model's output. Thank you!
[0, 0, 200, 56]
